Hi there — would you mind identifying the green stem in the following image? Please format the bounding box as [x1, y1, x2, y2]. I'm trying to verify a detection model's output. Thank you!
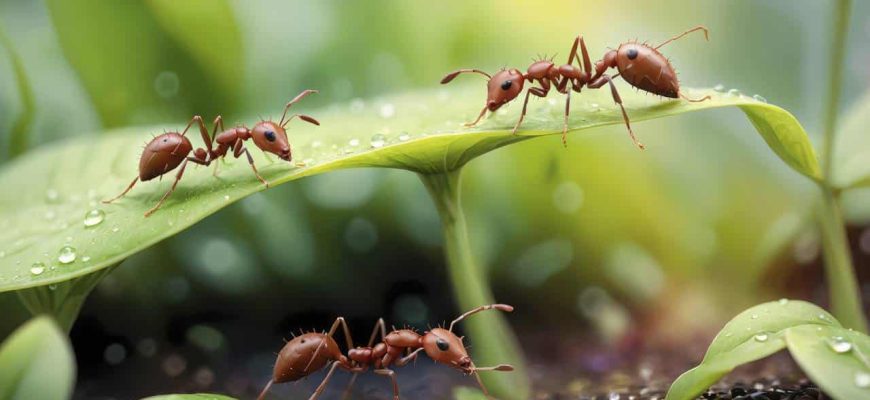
[816, 0, 867, 333]
[420, 169, 529, 400]
[15, 266, 117, 333]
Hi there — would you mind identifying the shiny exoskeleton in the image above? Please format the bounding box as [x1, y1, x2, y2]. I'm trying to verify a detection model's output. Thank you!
[441, 26, 711, 148]
[257, 304, 516, 400]
[103, 90, 319, 216]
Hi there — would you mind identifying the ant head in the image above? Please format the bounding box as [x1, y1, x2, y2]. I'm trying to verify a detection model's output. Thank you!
[486, 69, 524, 111]
[251, 121, 291, 161]
[422, 328, 472, 373]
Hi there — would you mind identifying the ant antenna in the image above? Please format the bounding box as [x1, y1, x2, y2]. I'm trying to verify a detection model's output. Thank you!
[448, 304, 514, 332]
[279, 89, 319, 126]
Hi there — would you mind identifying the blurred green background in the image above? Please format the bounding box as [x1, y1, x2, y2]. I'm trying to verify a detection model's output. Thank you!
[1, 0, 869, 398]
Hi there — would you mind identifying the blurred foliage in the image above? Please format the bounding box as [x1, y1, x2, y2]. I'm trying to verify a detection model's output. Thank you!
[0, 316, 75, 400]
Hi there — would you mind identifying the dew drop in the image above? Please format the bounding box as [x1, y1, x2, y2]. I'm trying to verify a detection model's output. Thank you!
[829, 336, 853, 353]
[398, 132, 410, 142]
[348, 138, 360, 147]
[223, 195, 230, 201]
[30, 262, 45, 276]
[370, 133, 386, 148]
[724, 332, 733, 337]
[82, 256, 91, 263]
[819, 314, 829, 321]
[58, 246, 76, 264]
[754, 333, 769, 342]
[751, 313, 759, 319]
[111, 226, 120, 233]
[727, 88, 741, 96]
[48, 284, 58, 291]
[379, 103, 395, 118]
[83, 209, 105, 227]
[856, 372, 870, 388]
[752, 94, 768, 103]
[778, 298, 789, 305]
[713, 84, 725, 92]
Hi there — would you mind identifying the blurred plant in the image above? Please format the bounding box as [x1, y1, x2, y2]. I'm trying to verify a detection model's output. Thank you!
[0, 316, 75, 400]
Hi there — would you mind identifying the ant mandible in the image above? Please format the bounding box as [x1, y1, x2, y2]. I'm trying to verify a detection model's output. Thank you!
[257, 304, 516, 400]
[102, 90, 320, 217]
[441, 26, 711, 149]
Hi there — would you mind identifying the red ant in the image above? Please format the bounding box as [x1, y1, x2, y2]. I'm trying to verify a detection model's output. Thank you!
[102, 90, 320, 216]
[440, 26, 711, 149]
[257, 304, 516, 400]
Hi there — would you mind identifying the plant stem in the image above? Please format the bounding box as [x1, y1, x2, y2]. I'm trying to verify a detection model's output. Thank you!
[816, 0, 867, 333]
[420, 169, 530, 400]
[15, 266, 116, 333]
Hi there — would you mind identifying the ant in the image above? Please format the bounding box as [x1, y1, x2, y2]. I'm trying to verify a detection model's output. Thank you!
[257, 304, 516, 400]
[102, 90, 320, 216]
[440, 26, 711, 149]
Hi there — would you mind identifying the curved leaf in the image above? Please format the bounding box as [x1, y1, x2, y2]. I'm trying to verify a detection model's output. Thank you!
[786, 324, 870, 400]
[0, 85, 818, 291]
[142, 394, 237, 400]
[0, 316, 75, 400]
[666, 300, 839, 400]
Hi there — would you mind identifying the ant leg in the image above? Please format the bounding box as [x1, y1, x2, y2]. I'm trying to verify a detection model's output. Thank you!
[144, 159, 189, 217]
[464, 105, 488, 127]
[567, 35, 593, 78]
[279, 89, 319, 126]
[256, 379, 274, 400]
[393, 348, 423, 367]
[562, 89, 572, 147]
[655, 25, 709, 50]
[307, 361, 341, 400]
[440, 68, 492, 84]
[102, 176, 139, 204]
[340, 318, 386, 400]
[512, 86, 548, 135]
[680, 92, 712, 102]
[232, 139, 269, 187]
[449, 304, 514, 332]
[373, 369, 401, 400]
[588, 75, 644, 150]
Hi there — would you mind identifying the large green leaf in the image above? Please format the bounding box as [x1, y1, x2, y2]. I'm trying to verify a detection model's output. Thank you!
[666, 300, 840, 400]
[0, 316, 75, 400]
[786, 324, 870, 400]
[0, 85, 819, 291]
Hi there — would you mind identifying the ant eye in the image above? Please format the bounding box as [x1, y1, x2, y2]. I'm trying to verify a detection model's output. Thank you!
[264, 131, 276, 142]
[500, 80, 513, 90]
[627, 48, 638, 60]
[435, 338, 449, 351]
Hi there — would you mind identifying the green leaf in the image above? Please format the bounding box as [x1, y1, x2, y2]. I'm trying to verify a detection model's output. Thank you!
[141, 394, 237, 400]
[786, 324, 870, 399]
[666, 300, 839, 400]
[0, 316, 75, 400]
[0, 85, 819, 291]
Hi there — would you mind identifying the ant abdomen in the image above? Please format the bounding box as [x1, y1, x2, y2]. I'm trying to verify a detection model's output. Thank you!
[273, 332, 343, 383]
[139, 133, 192, 181]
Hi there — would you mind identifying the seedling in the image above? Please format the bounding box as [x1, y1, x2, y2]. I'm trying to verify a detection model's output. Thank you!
[257, 304, 516, 400]
[103, 90, 320, 216]
[441, 26, 711, 148]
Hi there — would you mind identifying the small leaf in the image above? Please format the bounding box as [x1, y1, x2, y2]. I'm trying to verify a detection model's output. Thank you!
[0, 86, 819, 291]
[0, 316, 75, 400]
[141, 394, 237, 400]
[786, 324, 870, 399]
[666, 300, 840, 400]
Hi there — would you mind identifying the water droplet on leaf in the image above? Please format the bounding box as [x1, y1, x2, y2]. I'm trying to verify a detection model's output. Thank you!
[829, 336, 853, 353]
[752, 94, 767, 103]
[379, 103, 395, 118]
[370, 133, 386, 148]
[84, 209, 105, 227]
[713, 84, 725, 92]
[855, 372, 870, 388]
[778, 298, 789, 305]
[58, 246, 76, 264]
[30, 262, 45, 275]
[754, 333, 769, 342]
[398, 132, 410, 142]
